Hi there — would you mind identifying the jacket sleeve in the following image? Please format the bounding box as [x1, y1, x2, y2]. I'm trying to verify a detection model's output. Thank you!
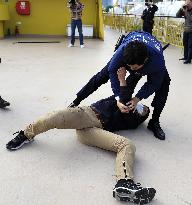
[141, 9, 147, 20]
[185, 11, 192, 21]
[151, 5, 158, 13]
[176, 8, 184, 17]
[76, 3, 84, 12]
[135, 70, 165, 100]
[108, 45, 125, 96]
[119, 86, 132, 104]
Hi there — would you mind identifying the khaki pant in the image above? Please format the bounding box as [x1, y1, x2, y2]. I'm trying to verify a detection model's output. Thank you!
[24, 106, 136, 181]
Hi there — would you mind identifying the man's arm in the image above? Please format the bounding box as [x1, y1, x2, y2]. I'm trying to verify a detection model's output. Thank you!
[141, 9, 147, 20]
[116, 67, 131, 113]
[151, 4, 158, 13]
[76, 3, 84, 12]
[185, 10, 192, 21]
[108, 44, 125, 96]
[176, 8, 185, 17]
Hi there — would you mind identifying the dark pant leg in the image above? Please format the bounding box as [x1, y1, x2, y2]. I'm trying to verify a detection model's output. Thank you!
[77, 19, 84, 45]
[71, 20, 77, 45]
[183, 32, 189, 60]
[75, 62, 111, 104]
[151, 70, 171, 121]
[187, 32, 192, 61]
[143, 23, 153, 34]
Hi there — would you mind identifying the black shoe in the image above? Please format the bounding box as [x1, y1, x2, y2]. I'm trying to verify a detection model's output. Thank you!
[179, 58, 186, 61]
[0, 96, 10, 108]
[113, 179, 156, 204]
[6, 131, 33, 151]
[147, 120, 165, 140]
[183, 60, 191, 64]
[68, 102, 77, 108]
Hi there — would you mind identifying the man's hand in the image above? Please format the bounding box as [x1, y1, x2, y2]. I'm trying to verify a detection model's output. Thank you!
[127, 97, 140, 111]
[117, 67, 127, 86]
[117, 101, 130, 113]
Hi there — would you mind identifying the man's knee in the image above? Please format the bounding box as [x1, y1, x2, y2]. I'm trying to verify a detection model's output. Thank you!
[116, 138, 136, 153]
[76, 128, 90, 145]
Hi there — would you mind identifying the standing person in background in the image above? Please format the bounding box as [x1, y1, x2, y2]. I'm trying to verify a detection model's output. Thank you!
[67, 0, 85, 48]
[0, 96, 10, 108]
[141, 0, 158, 34]
[176, 0, 192, 64]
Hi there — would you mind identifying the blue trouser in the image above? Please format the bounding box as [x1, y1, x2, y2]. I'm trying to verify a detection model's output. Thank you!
[71, 19, 84, 45]
[183, 31, 192, 61]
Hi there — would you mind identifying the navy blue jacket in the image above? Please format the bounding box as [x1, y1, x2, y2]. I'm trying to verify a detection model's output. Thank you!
[108, 31, 166, 100]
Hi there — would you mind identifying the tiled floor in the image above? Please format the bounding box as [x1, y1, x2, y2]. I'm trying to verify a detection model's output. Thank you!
[0, 28, 191, 205]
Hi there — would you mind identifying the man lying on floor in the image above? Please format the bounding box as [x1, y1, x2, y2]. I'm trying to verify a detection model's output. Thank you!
[6, 68, 156, 204]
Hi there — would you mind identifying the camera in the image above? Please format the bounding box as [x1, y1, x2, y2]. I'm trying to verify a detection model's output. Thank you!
[68, 0, 75, 4]
[183, 5, 188, 9]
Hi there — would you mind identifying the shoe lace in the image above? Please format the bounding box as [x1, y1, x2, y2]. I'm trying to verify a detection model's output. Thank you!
[12, 131, 24, 142]
[128, 181, 143, 190]
[13, 131, 20, 135]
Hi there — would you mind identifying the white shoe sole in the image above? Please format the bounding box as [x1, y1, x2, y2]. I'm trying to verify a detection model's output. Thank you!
[7, 139, 34, 150]
[113, 187, 156, 204]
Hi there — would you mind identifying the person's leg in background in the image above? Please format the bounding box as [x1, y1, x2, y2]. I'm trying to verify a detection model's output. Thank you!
[183, 31, 189, 61]
[6, 106, 102, 150]
[148, 70, 171, 140]
[0, 96, 10, 108]
[143, 23, 153, 34]
[184, 32, 192, 64]
[76, 127, 156, 204]
[69, 19, 77, 47]
[77, 19, 84, 47]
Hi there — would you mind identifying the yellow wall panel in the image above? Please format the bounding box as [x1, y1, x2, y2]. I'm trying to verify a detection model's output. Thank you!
[3, 0, 103, 38]
[0, 4, 9, 20]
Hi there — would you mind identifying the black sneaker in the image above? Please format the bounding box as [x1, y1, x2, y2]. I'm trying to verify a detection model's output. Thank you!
[179, 57, 186, 61]
[147, 120, 165, 140]
[68, 102, 77, 108]
[0, 96, 10, 108]
[183, 60, 191, 64]
[6, 131, 33, 151]
[113, 179, 156, 204]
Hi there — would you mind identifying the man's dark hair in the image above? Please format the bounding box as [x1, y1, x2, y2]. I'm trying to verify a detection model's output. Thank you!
[123, 41, 148, 65]
[69, 0, 76, 5]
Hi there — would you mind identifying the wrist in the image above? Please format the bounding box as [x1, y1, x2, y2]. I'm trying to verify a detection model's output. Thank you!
[119, 79, 127, 86]
[133, 96, 140, 103]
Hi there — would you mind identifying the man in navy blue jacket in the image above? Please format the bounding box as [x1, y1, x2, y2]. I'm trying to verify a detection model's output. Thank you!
[69, 31, 171, 140]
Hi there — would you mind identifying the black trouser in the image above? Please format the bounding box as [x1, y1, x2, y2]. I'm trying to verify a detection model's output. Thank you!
[183, 31, 192, 61]
[76, 63, 110, 104]
[143, 23, 154, 34]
